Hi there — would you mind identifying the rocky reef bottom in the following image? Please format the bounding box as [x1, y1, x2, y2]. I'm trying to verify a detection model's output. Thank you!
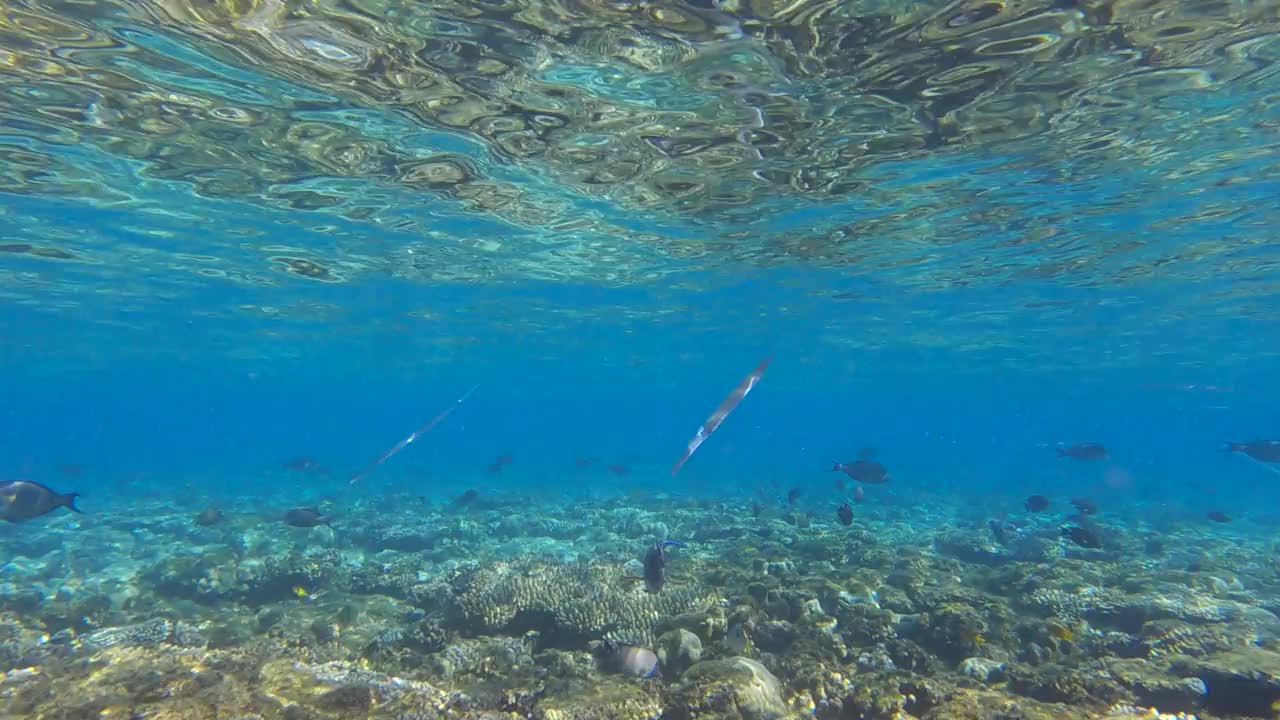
[4, 490, 1280, 720]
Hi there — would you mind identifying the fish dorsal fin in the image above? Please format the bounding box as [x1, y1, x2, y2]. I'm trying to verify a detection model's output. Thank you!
[857, 447, 876, 460]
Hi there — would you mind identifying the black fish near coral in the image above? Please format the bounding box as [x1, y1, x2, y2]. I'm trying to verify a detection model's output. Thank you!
[1062, 523, 1103, 549]
[283, 507, 333, 528]
[1025, 495, 1050, 512]
[626, 540, 685, 593]
[1207, 511, 1232, 523]
[0, 480, 82, 522]
[837, 502, 853, 526]
[1056, 442, 1109, 461]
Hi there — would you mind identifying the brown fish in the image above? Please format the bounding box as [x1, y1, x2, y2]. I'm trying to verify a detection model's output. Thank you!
[829, 450, 890, 484]
[0, 480, 82, 522]
[837, 502, 853, 526]
[283, 457, 328, 474]
[195, 507, 224, 526]
[283, 507, 333, 528]
[1056, 443, 1109, 461]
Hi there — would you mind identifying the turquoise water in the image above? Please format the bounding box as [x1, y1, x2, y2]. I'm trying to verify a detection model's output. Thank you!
[4, 1, 1280, 718]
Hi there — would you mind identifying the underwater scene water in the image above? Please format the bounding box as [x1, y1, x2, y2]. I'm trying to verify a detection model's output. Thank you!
[4, 0, 1280, 718]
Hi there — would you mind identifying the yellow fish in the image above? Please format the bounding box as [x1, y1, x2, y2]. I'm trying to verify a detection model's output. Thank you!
[292, 586, 309, 598]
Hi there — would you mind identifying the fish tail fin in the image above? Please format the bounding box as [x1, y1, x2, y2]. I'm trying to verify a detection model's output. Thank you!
[830, 462, 841, 472]
[1055, 448, 1066, 456]
[1223, 441, 1242, 453]
[61, 492, 83, 513]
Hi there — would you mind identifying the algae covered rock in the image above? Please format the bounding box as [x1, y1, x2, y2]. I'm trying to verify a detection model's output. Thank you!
[1172, 646, 1280, 716]
[657, 628, 703, 675]
[667, 656, 788, 720]
[533, 676, 662, 720]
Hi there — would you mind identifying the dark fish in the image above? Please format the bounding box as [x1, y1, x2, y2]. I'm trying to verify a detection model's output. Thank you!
[1207, 511, 1232, 523]
[832, 459, 890, 484]
[283, 507, 333, 528]
[626, 540, 685, 593]
[608, 464, 630, 477]
[1224, 440, 1280, 463]
[283, 457, 328, 474]
[454, 488, 479, 506]
[853, 486, 865, 504]
[0, 480, 82, 522]
[750, 500, 763, 518]
[1062, 523, 1102, 549]
[1070, 497, 1098, 515]
[989, 519, 1008, 545]
[575, 457, 599, 468]
[837, 502, 853, 526]
[486, 454, 513, 473]
[58, 464, 82, 477]
[195, 507, 224, 526]
[1025, 495, 1050, 513]
[1056, 443, 1109, 461]
[787, 487, 802, 504]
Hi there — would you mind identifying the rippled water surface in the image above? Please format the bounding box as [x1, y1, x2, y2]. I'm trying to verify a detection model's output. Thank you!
[0, 0, 1277, 370]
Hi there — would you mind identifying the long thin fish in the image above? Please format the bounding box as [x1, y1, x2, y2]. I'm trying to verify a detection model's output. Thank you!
[671, 357, 771, 475]
[349, 384, 479, 485]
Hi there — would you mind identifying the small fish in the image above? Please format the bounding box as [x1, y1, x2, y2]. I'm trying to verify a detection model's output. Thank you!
[195, 507, 224, 526]
[58, 464, 82, 477]
[829, 450, 890, 484]
[786, 487, 802, 504]
[600, 640, 660, 678]
[1224, 440, 1280, 463]
[291, 585, 310, 598]
[1025, 495, 1050, 513]
[725, 621, 752, 654]
[853, 486, 865, 504]
[625, 540, 685, 593]
[1070, 497, 1098, 515]
[988, 519, 1008, 545]
[837, 502, 853, 526]
[486, 453, 513, 473]
[1207, 511, 1232, 523]
[1056, 443, 1109, 461]
[575, 456, 599, 468]
[283, 457, 328, 474]
[283, 507, 333, 528]
[1062, 523, 1102, 549]
[0, 480, 82, 523]
[608, 464, 630, 477]
[454, 488, 479, 505]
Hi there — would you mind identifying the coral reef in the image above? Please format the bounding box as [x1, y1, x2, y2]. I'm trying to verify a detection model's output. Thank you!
[4, 493, 1280, 719]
